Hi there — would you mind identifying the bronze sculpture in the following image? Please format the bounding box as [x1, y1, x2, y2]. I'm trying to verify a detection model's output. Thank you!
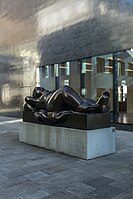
[24, 85, 110, 123]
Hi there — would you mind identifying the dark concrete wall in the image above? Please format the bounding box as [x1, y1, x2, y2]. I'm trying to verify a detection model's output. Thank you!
[38, 0, 133, 64]
[0, 0, 132, 117]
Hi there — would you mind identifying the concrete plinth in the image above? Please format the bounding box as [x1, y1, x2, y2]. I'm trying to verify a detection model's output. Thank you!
[19, 122, 115, 159]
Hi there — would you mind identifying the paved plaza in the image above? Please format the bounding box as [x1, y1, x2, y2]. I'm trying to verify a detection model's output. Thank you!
[0, 116, 132, 199]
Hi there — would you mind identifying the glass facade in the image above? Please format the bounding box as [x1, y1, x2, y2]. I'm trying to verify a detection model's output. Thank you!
[116, 50, 133, 123]
[40, 48, 133, 124]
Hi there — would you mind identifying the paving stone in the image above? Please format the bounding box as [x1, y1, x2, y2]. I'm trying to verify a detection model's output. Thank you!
[17, 181, 41, 191]
[43, 191, 82, 199]
[66, 182, 96, 197]
[17, 189, 50, 199]
[84, 176, 115, 188]
[26, 158, 59, 166]
[59, 168, 87, 179]
[89, 185, 121, 199]
[4, 168, 30, 178]
[103, 170, 126, 181]
[39, 180, 66, 194]
[24, 171, 49, 180]
[0, 174, 9, 181]
[0, 117, 132, 199]
[0, 185, 26, 198]
[112, 187, 133, 199]
[110, 177, 133, 191]
[41, 164, 70, 175]
[0, 176, 31, 189]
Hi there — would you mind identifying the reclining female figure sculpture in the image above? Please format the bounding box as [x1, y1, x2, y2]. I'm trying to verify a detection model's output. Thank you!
[24, 85, 110, 123]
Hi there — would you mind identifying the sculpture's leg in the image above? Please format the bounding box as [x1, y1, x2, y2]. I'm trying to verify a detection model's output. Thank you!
[62, 85, 83, 111]
[62, 85, 98, 112]
[46, 87, 66, 112]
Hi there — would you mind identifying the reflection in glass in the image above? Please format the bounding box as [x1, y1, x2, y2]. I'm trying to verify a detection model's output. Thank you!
[59, 62, 70, 76]
[97, 57, 105, 73]
[42, 65, 54, 78]
[81, 58, 92, 73]
[117, 49, 133, 116]
[80, 58, 92, 98]
[39, 49, 133, 124]
[127, 63, 133, 76]
[90, 54, 113, 111]
[54, 64, 59, 77]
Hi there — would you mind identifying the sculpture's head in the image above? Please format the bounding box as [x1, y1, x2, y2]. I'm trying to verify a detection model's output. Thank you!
[33, 87, 47, 98]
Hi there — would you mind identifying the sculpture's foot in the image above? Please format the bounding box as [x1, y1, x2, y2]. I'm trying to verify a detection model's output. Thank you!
[96, 91, 110, 113]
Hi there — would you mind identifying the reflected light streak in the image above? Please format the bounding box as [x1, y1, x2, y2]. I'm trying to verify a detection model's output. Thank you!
[125, 69, 133, 72]
[37, 0, 94, 36]
[2, 84, 10, 105]
[0, 119, 22, 125]
[104, 66, 113, 68]
[99, 2, 108, 15]
[83, 62, 92, 65]
[103, 71, 112, 74]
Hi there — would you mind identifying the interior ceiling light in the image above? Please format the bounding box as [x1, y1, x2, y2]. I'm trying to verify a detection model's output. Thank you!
[83, 62, 92, 65]
[125, 69, 133, 72]
[103, 71, 112, 74]
[107, 57, 113, 60]
[85, 69, 92, 72]
[104, 66, 113, 68]
[59, 66, 67, 68]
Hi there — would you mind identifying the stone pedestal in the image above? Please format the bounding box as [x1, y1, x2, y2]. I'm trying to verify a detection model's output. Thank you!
[19, 122, 115, 159]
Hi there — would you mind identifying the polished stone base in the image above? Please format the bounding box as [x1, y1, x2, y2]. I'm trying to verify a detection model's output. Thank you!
[19, 122, 115, 159]
[23, 111, 111, 130]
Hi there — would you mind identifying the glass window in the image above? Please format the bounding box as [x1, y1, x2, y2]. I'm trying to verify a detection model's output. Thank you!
[118, 81, 127, 102]
[57, 62, 70, 88]
[80, 58, 92, 98]
[54, 64, 59, 77]
[88, 53, 113, 109]
[42, 65, 54, 78]
[117, 49, 133, 120]
[97, 57, 105, 73]
[81, 58, 92, 74]
[59, 62, 70, 76]
[118, 61, 125, 76]
[127, 63, 133, 76]
[39, 49, 133, 124]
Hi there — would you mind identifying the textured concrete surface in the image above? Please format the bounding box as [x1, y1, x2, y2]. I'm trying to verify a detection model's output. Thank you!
[20, 122, 115, 159]
[0, 116, 133, 199]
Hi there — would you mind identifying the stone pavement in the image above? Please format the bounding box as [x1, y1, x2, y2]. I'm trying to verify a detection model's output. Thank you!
[0, 116, 132, 199]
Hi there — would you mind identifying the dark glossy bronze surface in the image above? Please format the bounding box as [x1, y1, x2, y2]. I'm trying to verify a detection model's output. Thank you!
[0, 0, 132, 117]
[23, 111, 111, 130]
[24, 85, 110, 124]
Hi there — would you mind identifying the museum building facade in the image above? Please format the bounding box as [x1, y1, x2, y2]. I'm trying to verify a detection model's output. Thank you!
[0, 0, 133, 124]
